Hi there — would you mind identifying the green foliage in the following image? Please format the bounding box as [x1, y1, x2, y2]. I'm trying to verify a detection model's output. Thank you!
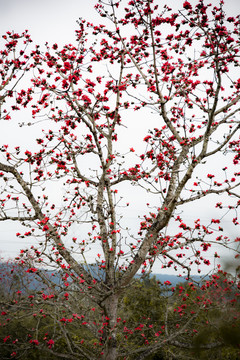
[1, 273, 240, 359]
[121, 276, 166, 323]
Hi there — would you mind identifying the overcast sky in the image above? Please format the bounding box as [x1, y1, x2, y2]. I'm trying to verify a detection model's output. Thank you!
[0, 0, 96, 44]
[0, 0, 239, 270]
[0, 0, 240, 47]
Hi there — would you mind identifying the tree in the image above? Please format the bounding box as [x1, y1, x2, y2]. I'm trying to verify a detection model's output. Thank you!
[0, 0, 240, 358]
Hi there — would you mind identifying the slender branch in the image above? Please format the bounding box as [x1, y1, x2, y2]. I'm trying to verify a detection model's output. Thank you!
[176, 182, 240, 206]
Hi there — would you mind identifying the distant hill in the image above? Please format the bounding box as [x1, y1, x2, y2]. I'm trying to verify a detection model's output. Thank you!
[0, 261, 204, 295]
[137, 273, 203, 287]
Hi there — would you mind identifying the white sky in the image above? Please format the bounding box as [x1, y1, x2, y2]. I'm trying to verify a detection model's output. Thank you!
[0, 0, 239, 45]
[0, 0, 239, 274]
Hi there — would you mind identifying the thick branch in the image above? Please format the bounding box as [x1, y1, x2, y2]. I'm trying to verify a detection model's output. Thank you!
[0, 161, 102, 294]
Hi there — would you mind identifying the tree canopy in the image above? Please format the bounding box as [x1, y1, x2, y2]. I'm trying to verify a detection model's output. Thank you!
[0, 0, 239, 359]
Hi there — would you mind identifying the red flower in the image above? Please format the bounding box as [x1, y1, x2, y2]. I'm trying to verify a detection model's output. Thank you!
[183, 1, 192, 10]
[64, 61, 72, 70]
[42, 225, 49, 231]
[164, 281, 172, 286]
[235, 79, 240, 89]
[3, 335, 10, 343]
[47, 339, 54, 348]
[30, 339, 39, 345]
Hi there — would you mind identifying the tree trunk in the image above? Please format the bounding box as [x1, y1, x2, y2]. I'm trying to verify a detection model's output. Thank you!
[103, 294, 119, 360]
